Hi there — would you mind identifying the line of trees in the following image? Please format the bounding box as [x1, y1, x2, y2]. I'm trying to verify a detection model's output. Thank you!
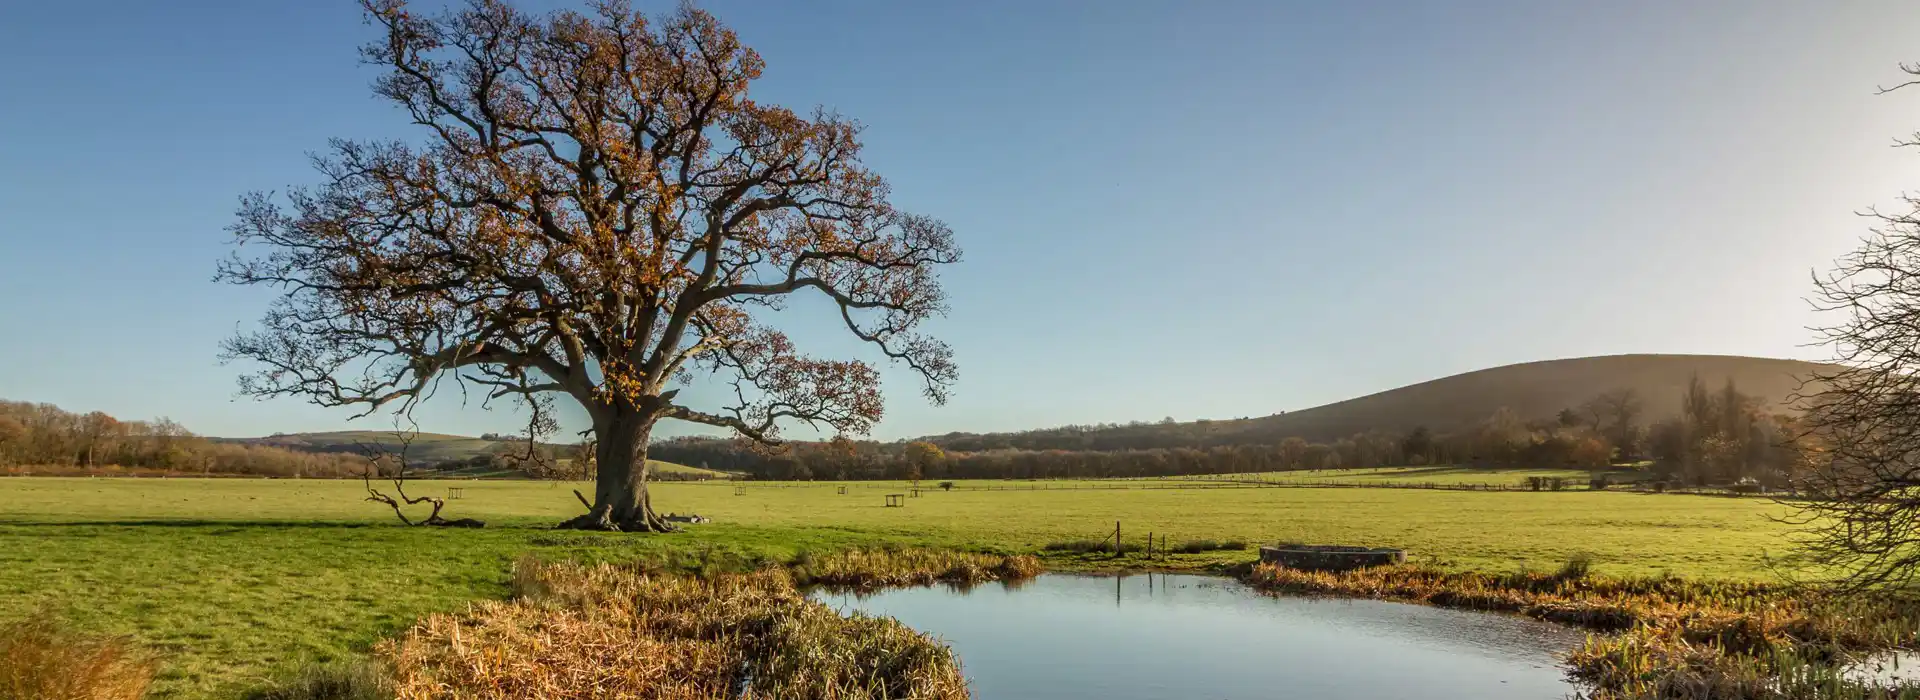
[1644, 376, 1811, 488]
[651, 377, 1809, 486]
[3, 374, 1811, 486]
[0, 400, 365, 477]
[918, 414, 1278, 453]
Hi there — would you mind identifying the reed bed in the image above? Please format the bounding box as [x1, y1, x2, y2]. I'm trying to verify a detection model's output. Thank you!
[788, 548, 1042, 589]
[380, 559, 969, 699]
[1567, 627, 1920, 700]
[0, 617, 153, 700]
[1244, 562, 1920, 699]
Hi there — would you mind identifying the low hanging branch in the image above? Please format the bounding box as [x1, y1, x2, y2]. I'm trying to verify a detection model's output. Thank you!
[219, 0, 961, 533]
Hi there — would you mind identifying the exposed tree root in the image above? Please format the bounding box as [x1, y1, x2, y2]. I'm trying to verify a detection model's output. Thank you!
[555, 508, 679, 533]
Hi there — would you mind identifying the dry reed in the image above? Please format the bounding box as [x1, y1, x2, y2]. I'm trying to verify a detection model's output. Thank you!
[379, 559, 970, 699]
[789, 548, 1042, 589]
[1245, 561, 1920, 699]
[0, 617, 153, 700]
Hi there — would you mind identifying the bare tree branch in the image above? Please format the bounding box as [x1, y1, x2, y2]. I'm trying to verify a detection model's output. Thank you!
[1789, 63, 1920, 592]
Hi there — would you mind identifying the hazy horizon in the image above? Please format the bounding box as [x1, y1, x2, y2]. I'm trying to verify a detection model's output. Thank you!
[4, 0, 1918, 440]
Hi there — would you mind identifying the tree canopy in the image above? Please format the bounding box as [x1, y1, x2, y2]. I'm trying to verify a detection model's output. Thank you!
[219, 0, 960, 530]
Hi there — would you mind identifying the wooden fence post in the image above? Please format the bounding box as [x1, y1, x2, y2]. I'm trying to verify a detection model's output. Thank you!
[1113, 520, 1121, 557]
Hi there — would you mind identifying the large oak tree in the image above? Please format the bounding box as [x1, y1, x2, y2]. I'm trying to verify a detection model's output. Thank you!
[219, 0, 959, 531]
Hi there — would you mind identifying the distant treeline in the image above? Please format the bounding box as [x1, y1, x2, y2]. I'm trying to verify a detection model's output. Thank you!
[0, 400, 365, 477]
[654, 376, 1813, 487]
[917, 416, 1282, 453]
[651, 430, 1598, 482]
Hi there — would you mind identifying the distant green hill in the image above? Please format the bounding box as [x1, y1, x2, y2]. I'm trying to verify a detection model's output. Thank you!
[924, 354, 1835, 451]
[218, 430, 727, 479]
[223, 431, 518, 463]
[1225, 353, 1832, 443]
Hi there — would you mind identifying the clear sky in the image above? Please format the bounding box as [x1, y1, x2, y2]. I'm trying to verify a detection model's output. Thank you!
[2, 0, 1918, 441]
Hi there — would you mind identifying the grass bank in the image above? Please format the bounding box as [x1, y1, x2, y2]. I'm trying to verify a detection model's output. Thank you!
[243, 549, 1037, 700]
[0, 477, 1801, 697]
[1244, 562, 1920, 699]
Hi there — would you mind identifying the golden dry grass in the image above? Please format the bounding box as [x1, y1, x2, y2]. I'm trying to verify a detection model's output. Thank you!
[790, 548, 1042, 589]
[379, 558, 971, 699]
[1245, 562, 1920, 699]
[0, 617, 153, 700]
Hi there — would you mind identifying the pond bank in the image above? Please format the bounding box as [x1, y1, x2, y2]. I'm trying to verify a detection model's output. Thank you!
[1243, 561, 1920, 699]
[238, 549, 1039, 700]
[377, 550, 1920, 700]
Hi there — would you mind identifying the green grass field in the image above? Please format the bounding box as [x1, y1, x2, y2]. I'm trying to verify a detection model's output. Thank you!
[0, 477, 1797, 698]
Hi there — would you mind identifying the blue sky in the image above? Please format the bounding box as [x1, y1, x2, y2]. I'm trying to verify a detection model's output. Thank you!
[2, 0, 1918, 440]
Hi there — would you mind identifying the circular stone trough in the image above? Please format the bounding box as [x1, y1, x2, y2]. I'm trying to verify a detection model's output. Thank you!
[1259, 544, 1406, 571]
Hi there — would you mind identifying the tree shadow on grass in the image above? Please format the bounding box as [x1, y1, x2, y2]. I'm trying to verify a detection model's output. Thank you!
[1353, 466, 1506, 478]
[0, 519, 389, 529]
[1358, 465, 1634, 478]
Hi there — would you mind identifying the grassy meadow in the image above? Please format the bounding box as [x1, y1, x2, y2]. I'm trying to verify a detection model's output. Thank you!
[1, 476, 1800, 698]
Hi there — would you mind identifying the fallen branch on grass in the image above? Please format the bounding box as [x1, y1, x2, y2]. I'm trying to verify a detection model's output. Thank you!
[358, 433, 485, 528]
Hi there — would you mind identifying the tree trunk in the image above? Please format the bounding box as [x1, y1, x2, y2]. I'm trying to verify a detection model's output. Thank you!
[557, 413, 676, 532]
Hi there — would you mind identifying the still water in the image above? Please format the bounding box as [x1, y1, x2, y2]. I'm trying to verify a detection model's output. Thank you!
[814, 573, 1583, 700]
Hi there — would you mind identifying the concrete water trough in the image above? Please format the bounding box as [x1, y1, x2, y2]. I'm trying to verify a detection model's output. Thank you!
[1259, 544, 1406, 571]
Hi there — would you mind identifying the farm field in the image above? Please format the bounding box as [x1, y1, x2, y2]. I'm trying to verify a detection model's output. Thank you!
[1, 477, 1795, 698]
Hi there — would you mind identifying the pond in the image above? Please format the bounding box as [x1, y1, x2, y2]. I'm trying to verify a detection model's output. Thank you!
[814, 573, 1584, 700]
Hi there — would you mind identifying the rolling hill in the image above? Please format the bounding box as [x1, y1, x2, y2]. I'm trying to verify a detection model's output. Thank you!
[225, 431, 527, 464]
[1224, 354, 1831, 443]
[924, 354, 1835, 451]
